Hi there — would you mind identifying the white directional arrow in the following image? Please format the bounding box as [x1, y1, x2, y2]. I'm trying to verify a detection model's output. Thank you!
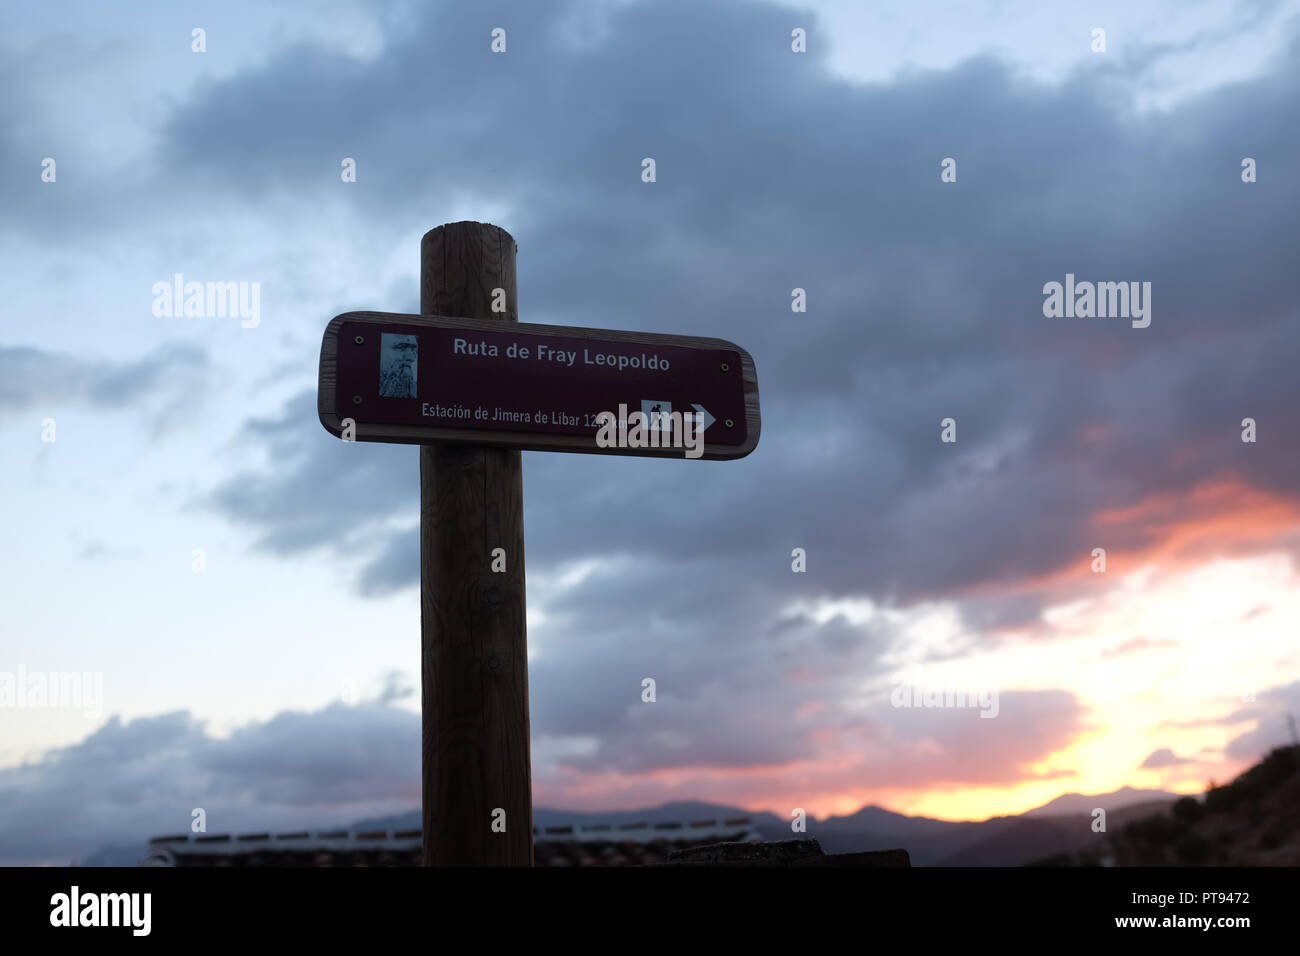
[691, 403, 716, 433]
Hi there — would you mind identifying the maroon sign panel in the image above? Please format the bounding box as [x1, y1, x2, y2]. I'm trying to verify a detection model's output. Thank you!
[318, 312, 760, 460]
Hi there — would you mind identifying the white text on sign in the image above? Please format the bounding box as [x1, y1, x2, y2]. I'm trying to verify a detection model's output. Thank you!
[452, 337, 673, 371]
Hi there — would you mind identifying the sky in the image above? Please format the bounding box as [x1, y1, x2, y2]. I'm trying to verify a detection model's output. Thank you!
[1, 0, 1299, 865]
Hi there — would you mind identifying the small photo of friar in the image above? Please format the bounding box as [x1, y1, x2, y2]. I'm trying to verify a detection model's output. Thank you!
[379, 333, 418, 398]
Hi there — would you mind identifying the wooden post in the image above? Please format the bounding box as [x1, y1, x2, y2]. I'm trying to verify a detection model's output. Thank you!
[419, 222, 532, 866]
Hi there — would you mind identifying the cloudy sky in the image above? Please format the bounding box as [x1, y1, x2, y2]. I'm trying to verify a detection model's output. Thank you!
[2, 0, 1299, 865]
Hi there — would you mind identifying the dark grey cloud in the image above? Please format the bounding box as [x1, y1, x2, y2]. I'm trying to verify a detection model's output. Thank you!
[0, 681, 1087, 865]
[208, 390, 417, 556]
[1224, 681, 1300, 761]
[185, 0, 1300, 608]
[0, 343, 208, 412]
[357, 526, 418, 596]
[0, 699, 419, 866]
[0, 343, 211, 439]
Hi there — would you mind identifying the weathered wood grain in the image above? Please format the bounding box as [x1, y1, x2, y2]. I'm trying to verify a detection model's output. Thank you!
[418, 222, 532, 867]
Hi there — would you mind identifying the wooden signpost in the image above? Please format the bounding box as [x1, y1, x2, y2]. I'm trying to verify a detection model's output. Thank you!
[317, 222, 761, 866]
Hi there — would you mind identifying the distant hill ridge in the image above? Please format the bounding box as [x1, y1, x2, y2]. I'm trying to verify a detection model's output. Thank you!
[258, 788, 1186, 868]
[1022, 786, 1177, 818]
[84, 785, 1190, 867]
